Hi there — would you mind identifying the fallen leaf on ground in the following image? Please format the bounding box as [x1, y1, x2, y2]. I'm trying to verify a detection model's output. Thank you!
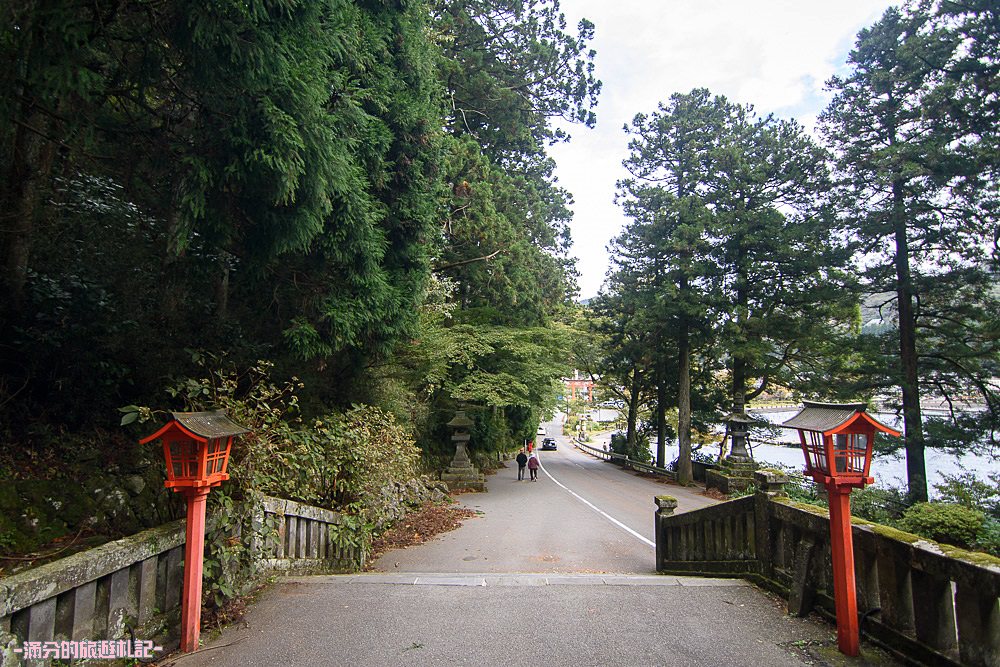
[366, 502, 478, 568]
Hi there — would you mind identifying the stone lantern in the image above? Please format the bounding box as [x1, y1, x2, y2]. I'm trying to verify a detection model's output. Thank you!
[705, 412, 757, 494]
[440, 410, 485, 492]
[725, 411, 755, 463]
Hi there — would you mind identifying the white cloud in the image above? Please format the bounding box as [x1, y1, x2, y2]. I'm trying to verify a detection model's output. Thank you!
[549, 0, 896, 298]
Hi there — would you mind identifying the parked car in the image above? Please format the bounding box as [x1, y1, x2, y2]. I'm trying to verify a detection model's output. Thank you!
[541, 438, 557, 451]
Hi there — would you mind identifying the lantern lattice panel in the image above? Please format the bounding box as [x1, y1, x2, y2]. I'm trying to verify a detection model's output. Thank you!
[834, 433, 869, 475]
[167, 439, 200, 480]
[803, 431, 826, 473]
[205, 438, 230, 476]
[802, 432, 872, 478]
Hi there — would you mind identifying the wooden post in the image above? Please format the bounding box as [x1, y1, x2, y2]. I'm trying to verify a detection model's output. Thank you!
[180, 487, 210, 653]
[827, 484, 859, 656]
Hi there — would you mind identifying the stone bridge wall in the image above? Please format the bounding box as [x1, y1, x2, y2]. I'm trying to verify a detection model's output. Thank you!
[655, 471, 1000, 667]
[0, 493, 366, 666]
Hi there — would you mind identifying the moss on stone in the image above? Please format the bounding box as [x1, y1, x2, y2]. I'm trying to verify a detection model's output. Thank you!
[861, 522, 923, 544]
[780, 499, 829, 517]
[938, 543, 1000, 568]
[775, 500, 1000, 567]
[655, 495, 677, 503]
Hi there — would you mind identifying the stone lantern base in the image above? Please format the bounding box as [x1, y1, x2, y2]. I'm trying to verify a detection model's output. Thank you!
[441, 443, 486, 492]
[705, 459, 758, 495]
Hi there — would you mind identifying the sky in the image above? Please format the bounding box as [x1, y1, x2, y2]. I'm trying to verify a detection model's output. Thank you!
[547, 0, 897, 299]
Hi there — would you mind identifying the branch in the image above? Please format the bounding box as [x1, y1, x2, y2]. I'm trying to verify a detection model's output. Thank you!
[11, 117, 113, 161]
[433, 248, 505, 272]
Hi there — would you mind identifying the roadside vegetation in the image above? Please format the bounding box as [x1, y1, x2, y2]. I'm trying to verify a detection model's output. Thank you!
[0, 0, 598, 588]
[578, 1, 999, 513]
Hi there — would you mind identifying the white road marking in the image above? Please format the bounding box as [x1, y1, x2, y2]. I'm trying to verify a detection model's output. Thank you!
[538, 459, 656, 549]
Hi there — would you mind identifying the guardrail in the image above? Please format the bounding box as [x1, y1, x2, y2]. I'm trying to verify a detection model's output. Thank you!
[260, 496, 363, 574]
[574, 440, 678, 482]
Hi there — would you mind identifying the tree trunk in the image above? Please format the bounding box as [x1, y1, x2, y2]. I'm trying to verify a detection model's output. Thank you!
[159, 181, 188, 323]
[892, 178, 927, 502]
[656, 356, 666, 467]
[626, 366, 641, 450]
[1, 108, 54, 310]
[677, 289, 693, 483]
[215, 254, 230, 320]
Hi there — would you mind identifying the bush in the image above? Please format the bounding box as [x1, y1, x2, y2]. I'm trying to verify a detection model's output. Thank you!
[126, 356, 421, 610]
[609, 431, 650, 463]
[933, 471, 1000, 521]
[850, 485, 909, 526]
[900, 502, 986, 548]
[974, 519, 1000, 557]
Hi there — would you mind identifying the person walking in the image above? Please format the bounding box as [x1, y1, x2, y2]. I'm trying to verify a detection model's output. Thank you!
[527, 452, 540, 481]
[515, 449, 528, 481]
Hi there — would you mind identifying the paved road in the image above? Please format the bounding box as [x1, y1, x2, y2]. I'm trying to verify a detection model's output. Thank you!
[171, 420, 850, 667]
[370, 421, 717, 574]
[170, 574, 832, 667]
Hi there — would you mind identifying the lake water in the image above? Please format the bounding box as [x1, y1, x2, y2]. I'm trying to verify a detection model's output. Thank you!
[641, 409, 998, 496]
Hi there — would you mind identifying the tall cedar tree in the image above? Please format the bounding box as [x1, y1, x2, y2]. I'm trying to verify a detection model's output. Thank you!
[612, 90, 854, 466]
[0, 1, 443, 429]
[432, 0, 600, 324]
[820, 2, 1000, 501]
[617, 90, 732, 480]
[707, 100, 853, 461]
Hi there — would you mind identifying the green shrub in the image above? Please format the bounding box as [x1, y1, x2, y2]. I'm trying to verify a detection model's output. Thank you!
[933, 471, 1000, 521]
[974, 519, 1000, 558]
[900, 502, 986, 548]
[609, 431, 650, 463]
[850, 485, 909, 526]
[974, 519, 1000, 557]
[127, 355, 419, 610]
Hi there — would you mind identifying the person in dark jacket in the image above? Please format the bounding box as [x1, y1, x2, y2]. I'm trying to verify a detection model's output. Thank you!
[515, 449, 528, 480]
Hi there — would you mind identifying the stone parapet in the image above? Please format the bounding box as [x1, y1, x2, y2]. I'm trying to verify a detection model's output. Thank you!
[0, 493, 373, 666]
[654, 490, 1000, 667]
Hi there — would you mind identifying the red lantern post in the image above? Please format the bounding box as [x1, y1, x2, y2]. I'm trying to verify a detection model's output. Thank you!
[782, 401, 900, 656]
[140, 411, 247, 653]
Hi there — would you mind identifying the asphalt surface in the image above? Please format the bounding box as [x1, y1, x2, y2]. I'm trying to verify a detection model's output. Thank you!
[369, 423, 718, 574]
[169, 420, 844, 667]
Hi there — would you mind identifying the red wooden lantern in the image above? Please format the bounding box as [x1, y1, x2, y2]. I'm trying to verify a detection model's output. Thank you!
[783, 401, 899, 489]
[139, 411, 245, 491]
[140, 411, 247, 653]
[782, 401, 900, 657]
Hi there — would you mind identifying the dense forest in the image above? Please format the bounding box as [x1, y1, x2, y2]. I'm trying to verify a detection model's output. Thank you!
[585, 0, 999, 506]
[0, 0, 598, 556]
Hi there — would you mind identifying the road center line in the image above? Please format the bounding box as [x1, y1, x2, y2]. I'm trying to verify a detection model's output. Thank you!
[538, 459, 656, 549]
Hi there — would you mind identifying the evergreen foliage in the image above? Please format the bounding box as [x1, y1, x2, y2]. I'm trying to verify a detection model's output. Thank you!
[0, 0, 598, 554]
[820, 1, 1000, 500]
[609, 88, 855, 478]
[593, 0, 998, 504]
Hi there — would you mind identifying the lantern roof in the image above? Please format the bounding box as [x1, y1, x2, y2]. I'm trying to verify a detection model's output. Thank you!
[781, 401, 899, 437]
[446, 410, 474, 429]
[724, 411, 754, 423]
[140, 410, 247, 444]
[172, 411, 247, 438]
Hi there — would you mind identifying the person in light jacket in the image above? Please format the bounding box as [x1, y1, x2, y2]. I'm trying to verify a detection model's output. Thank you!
[527, 453, 540, 481]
